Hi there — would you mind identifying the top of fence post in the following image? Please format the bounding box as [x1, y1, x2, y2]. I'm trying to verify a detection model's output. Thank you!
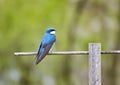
[89, 43, 101, 85]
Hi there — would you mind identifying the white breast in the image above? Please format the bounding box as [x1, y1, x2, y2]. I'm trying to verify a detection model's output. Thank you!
[50, 31, 55, 34]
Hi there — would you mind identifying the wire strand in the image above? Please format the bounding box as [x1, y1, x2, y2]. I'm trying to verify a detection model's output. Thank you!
[14, 50, 120, 56]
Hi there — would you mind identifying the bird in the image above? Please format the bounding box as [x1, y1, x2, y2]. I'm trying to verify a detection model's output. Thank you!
[35, 28, 56, 64]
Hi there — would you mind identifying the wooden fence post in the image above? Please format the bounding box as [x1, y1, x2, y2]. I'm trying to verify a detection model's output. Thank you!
[89, 43, 101, 85]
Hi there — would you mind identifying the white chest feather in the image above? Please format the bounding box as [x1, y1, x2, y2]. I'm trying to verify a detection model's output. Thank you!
[50, 31, 55, 34]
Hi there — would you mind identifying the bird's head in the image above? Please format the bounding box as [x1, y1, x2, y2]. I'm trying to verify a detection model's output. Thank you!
[46, 28, 56, 34]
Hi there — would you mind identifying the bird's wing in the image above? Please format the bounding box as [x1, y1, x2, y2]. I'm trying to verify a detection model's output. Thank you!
[36, 42, 42, 57]
[35, 43, 53, 64]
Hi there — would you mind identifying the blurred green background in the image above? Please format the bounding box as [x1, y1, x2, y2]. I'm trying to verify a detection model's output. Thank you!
[0, 0, 120, 85]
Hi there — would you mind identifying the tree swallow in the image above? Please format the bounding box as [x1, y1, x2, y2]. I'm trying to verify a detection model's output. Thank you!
[35, 28, 56, 64]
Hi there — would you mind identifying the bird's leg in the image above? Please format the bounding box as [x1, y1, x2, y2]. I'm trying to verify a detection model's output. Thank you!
[49, 43, 55, 53]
